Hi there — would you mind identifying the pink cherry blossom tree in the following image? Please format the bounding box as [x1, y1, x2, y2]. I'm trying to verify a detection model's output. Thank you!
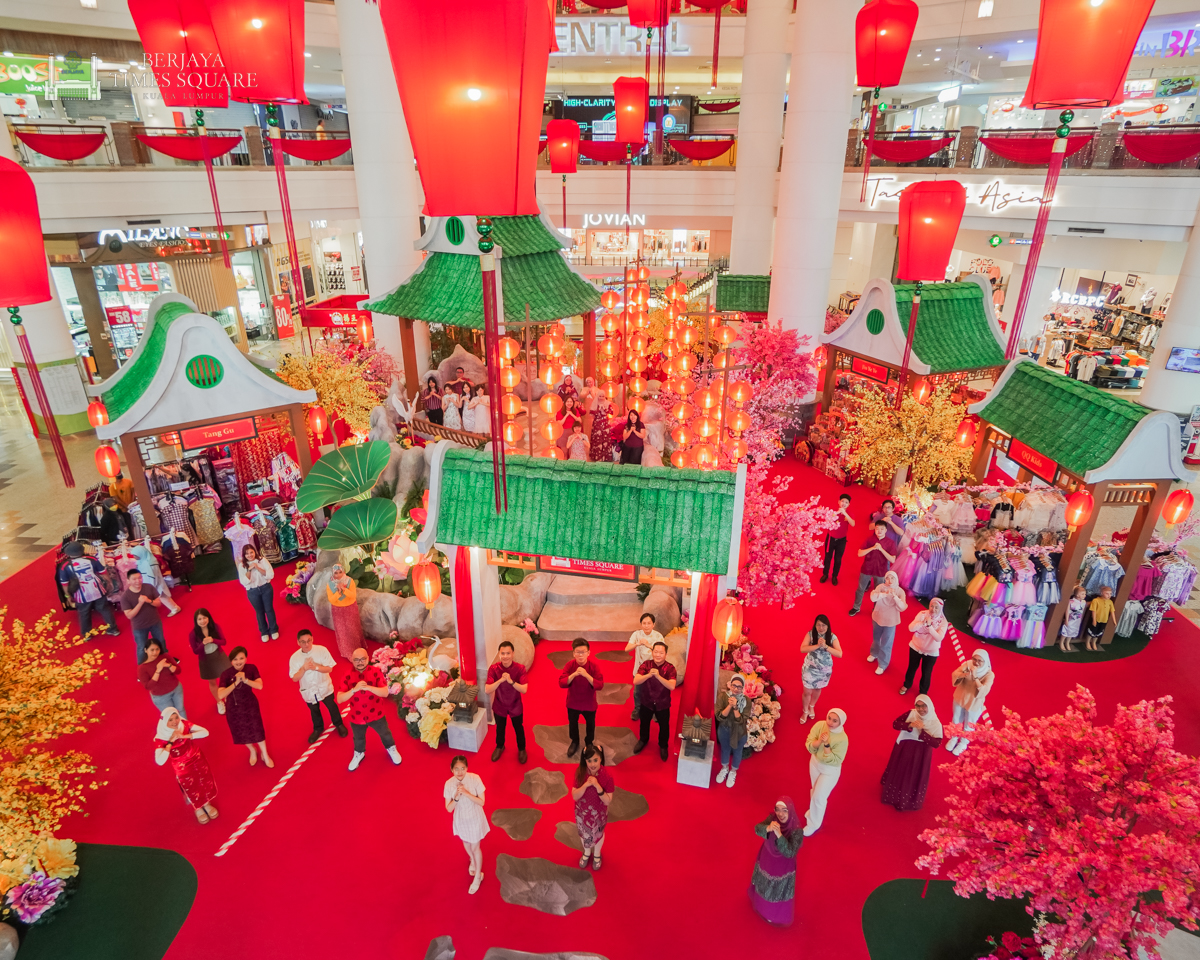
[918, 685, 1200, 959]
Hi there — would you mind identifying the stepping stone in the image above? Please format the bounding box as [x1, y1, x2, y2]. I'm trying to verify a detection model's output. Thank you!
[554, 821, 583, 851]
[483, 949, 609, 960]
[537, 578, 644, 644]
[425, 937, 456, 960]
[492, 808, 542, 841]
[533, 725, 638, 765]
[594, 650, 631, 663]
[547, 650, 574, 669]
[596, 683, 630, 705]
[607, 787, 648, 822]
[495, 853, 597, 916]
[519, 767, 568, 805]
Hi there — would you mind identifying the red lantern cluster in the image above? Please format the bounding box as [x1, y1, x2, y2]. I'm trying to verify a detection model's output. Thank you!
[855, 0, 919, 89]
[897, 181, 967, 282]
[546, 119, 580, 174]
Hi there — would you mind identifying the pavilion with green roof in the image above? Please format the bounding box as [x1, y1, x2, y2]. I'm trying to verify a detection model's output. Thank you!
[715, 274, 771, 316]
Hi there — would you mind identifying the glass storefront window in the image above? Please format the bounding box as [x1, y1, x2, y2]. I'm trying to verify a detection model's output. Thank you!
[92, 263, 175, 363]
[231, 251, 269, 340]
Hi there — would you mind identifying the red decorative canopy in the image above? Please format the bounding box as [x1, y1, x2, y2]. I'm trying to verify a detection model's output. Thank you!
[980, 134, 1093, 164]
[870, 136, 953, 163]
[1121, 132, 1200, 164]
[667, 137, 734, 160]
[627, 0, 669, 27]
[206, 0, 308, 104]
[378, 0, 550, 216]
[127, 0, 229, 108]
[0, 157, 51, 306]
[613, 76, 649, 145]
[698, 99, 740, 112]
[546, 119, 580, 173]
[13, 130, 106, 161]
[855, 0, 919, 89]
[136, 133, 243, 162]
[1022, 0, 1154, 109]
[277, 137, 352, 162]
[897, 180, 966, 282]
[578, 140, 632, 162]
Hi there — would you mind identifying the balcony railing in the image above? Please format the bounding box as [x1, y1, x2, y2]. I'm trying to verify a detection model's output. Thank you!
[537, 138, 737, 169]
[566, 253, 716, 268]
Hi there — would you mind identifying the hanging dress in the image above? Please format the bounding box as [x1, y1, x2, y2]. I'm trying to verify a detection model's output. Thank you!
[251, 513, 283, 564]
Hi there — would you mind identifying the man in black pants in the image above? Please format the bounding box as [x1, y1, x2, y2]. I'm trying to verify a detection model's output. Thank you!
[289, 629, 348, 744]
[485, 639, 529, 763]
[559, 637, 604, 758]
[633, 641, 677, 761]
[819, 493, 854, 586]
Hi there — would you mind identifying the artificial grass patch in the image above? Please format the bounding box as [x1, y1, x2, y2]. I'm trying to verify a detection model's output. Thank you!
[189, 541, 238, 585]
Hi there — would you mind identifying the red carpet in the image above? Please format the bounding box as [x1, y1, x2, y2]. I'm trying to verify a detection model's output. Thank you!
[12, 460, 1200, 960]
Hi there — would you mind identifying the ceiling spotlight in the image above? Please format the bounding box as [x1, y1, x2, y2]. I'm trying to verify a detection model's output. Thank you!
[935, 47, 941, 51]
[1017, 38, 1024, 42]
[934, 56, 940, 60]
[467, 87, 482, 101]
[978, 0, 993, 16]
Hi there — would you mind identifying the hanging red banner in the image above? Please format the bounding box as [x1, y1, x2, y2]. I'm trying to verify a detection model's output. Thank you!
[1007, 438, 1058, 483]
[851, 357, 890, 383]
[273, 294, 295, 338]
[180, 416, 258, 451]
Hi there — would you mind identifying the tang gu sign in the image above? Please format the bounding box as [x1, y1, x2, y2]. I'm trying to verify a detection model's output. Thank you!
[864, 177, 1045, 215]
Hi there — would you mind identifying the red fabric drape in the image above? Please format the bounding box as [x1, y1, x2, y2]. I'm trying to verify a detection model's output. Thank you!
[699, 100, 740, 112]
[667, 138, 735, 160]
[870, 136, 954, 162]
[979, 134, 1092, 164]
[1121, 132, 1200, 164]
[678, 573, 720, 722]
[136, 134, 242, 161]
[127, 0, 229, 108]
[277, 138, 352, 161]
[538, 139, 547, 153]
[14, 131, 106, 161]
[578, 140, 632, 162]
[452, 546, 477, 685]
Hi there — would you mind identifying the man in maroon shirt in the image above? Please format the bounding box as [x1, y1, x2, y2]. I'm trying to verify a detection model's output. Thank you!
[819, 493, 855, 586]
[633, 641, 677, 761]
[485, 639, 529, 763]
[336, 647, 402, 771]
[558, 637, 604, 758]
[849, 519, 896, 617]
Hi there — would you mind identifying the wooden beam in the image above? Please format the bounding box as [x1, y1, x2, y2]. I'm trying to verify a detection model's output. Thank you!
[821, 347, 838, 412]
[582, 310, 596, 382]
[1103, 481, 1171, 645]
[120, 433, 160, 537]
[288, 403, 312, 476]
[970, 425, 995, 482]
[399, 317, 420, 397]
[1044, 481, 1108, 643]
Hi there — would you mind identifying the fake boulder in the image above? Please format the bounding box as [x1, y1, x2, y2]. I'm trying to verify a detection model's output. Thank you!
[495, 623, 535, 671]
[429, 344, 486, 392]
[495, 854, 596, 916]
[499, 572, 554, 626]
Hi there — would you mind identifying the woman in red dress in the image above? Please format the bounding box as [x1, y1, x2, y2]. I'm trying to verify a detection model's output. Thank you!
[153, 707, 219, 824]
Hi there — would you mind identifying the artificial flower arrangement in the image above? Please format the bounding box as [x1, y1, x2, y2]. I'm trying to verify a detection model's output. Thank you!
[974, 931, 1042, 960]
[520, 618, 540, 643]
[721, 629, 783, 753]
[371, 635, 454, 748]
[282, 561, 316, 604]
[0, 837, 80, 927]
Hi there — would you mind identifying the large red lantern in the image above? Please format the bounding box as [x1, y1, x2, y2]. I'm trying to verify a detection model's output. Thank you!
[128, 0, 229, 107]
[412, 560, 443, 610]
[897, 181, 966, 281]
[627, 0, 669, 28]
[613, 76, 649, 145]
[0, 158, 51, 306]
[307, 404, 328, 438]
[855, 0, 919, 88]
[1163, 489, 1194, 526]
[1023, 0, 1154, 109]
[87, 401, 109, 428]
[206, 0, 307, 103]
[1065, 489, 1095, 530]
[546, 119, 579, 174]
[95, 445, 121, 478]
[378, 0, 551, 215]
[711, 596, 744, 646]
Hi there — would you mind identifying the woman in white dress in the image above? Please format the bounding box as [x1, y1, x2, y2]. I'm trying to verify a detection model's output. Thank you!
[444, 754, 489, 894]
[442, 385, 463, 431]
[466, 383, 491, 436]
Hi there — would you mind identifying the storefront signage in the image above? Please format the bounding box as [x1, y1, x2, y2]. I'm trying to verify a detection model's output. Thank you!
[851, 357, 890, 383]
[1050, 288, 1105, 307]
[864, 177, 1043, 214]
[553, 19, 691, 56]
[1007, 438, 1058, 482]
[104, 305, 134, 326]
[98, 227, 230, 245]
[557, 94, 692, 137]
[537, 556, 637, 581]
[180, 417, 258, 451]
[0, 53, 99, 99]
[582, 213, 646, 227]
[306, 295, 370, 328]
[272, 294, 294, 339]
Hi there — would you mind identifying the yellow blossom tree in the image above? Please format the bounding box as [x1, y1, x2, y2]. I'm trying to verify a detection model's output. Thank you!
[845, 384, 974, 489]
[277, 347, 385, 438]
[0, 610, 107, 859]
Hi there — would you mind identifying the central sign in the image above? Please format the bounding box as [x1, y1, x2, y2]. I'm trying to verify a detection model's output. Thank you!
[180, 417, 258, 452]
[552, 19, 691, 56]
[537, 556, 637, 581]
[851, 357, 891, 383]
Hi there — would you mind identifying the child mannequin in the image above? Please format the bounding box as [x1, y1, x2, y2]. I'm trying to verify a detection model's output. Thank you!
[1059, 585, 1087, 653]
[1086, 585, 1115, 652]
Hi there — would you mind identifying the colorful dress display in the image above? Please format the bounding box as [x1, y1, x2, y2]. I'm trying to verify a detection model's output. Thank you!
[748, 797, 803, 926]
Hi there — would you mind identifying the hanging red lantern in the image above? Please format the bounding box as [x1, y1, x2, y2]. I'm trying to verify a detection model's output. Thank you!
[500, 394, 523, 416]
[87, 400, 110, 428]
[0, 158, 51, 306]
[378, 0, 551, 215]
[627, 0, 668, 28]
[956, 418, 977, 448]
[308, 404, 328, 438]
[1163, 489, 1195, 526]
[725, 437, 749, 461]
[546, 118, 580, 174]
[412, 560, 443, 610]
[671, 424, 694, 446]
[729, 380, 753, 404]
[855, 0, 919, 89]
[613, 76, 649, 144]
[128, 0, 229, 107]
[625, 267, 638, 283]
[711, 596, 744, 645]
[897, 181, 966, 281]
[95, 445, 121, 478]
[601, 290, 620, 310]
[498, 336, 520, 360]
[693, 442, 718, 469]
[813, 345, 827, 370]
[912, 380, 931, 403]
[729, 409, 752, 433]
[672, 401, 695, 421]
[206, 0, 307, 103]
[1065, 489, 1095, 530]
[1023, 0, 1154, 109]
[502, 421, 525, 445]
[500, 366, 521, 388]
[670, 449, 690, 469]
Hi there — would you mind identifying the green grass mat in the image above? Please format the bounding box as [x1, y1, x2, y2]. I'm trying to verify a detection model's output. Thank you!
[189, 541, 238, 585]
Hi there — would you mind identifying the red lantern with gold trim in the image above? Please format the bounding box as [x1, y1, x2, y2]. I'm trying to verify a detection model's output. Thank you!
[613, 76, 649, 144]
[1163, 489, 1194, 526]
[412, 560, 443, 610]
[855, 0, 919, 89]
[711, 596, 744, 646]
[307, 404, 328, 439]
[95, 445, 121, 478]
[546, 118, 579, 174]
[897, 181, 966, 281]
[956, 417, 977, 448]
[206, 0, 307, 103]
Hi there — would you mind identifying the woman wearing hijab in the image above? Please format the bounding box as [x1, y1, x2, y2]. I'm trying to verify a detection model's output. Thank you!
[947, 648, 994, 756]
[880, 694, 944, 811]
[326, 563, 365, 660]
[153, 707, 219, 824]
[868, 572, 907, 675]
[749, 796, 804, 925]
[132, 542, 183, 616]
[803, 708, 847, 836]
[899, 597, 948, 696]
[799, 614, 843, 722]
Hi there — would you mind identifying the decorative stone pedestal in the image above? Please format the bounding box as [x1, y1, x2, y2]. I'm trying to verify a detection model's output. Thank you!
[676, 741, 714, 788]
[447, 709, 488, 753]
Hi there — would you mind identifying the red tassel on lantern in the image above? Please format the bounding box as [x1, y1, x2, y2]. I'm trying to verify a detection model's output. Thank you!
[206, 0, 308, 103]
[897, 181, 966, 281]
[127, 0, 229, 107]
[614, 76, 649, 144]
[546, 119, 579, 173]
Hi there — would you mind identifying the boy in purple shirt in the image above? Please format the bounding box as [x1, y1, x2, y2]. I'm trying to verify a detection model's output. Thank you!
[558, 637, 604, 758]
[632, 641, 677, 761]
[849, 520, 896, 617]
[485, 639, 529, 763]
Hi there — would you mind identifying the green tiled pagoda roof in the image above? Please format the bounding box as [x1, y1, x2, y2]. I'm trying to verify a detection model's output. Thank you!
[101, 300, 192, 419]
[436, 448, 737, 573]
[489, 215, 565, 255]
[894, 282, 1006, 374]
[977, 361, 1150, 478]
[716, 274, 770, 313]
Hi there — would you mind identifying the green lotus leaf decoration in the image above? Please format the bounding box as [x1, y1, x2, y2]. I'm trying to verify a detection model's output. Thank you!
[297, 441, 392, 514]
[316, 498, 399, 551]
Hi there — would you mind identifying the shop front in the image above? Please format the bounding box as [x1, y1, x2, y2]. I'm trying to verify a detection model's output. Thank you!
[563, 213, 729, 272]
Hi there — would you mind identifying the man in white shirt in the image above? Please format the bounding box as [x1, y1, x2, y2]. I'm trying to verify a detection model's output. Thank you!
[624, 613, 664, 721]
[289, 629, 348, 744]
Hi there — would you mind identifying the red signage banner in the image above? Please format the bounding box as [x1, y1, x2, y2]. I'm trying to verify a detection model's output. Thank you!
[180, 417, 258, 451]
[105, 305, 135, 326]
[306, 294, 370, 328]
[851, 357, 891, 383]
[537, 556, 637, 581]
[272, 294, 295, 339]
[1007, 438, 1058, 482]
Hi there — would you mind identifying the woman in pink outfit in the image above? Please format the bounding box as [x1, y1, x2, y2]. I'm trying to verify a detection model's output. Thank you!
[899, 598, 947, 697]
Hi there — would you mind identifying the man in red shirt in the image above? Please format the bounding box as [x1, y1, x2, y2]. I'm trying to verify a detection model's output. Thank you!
[632, 641, 677, 761]
[484, 639, 529, 763]
[558, 637, 604, 758]
[336, 647, 402, 771]
[819, 493, 855, 586]
[849, 520, 896, 617]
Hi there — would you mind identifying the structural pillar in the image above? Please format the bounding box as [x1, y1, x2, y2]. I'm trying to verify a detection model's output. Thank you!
[70, 265, 118, 379]
[335, 0, 426, 392]
[727, 0, 791, 275]
[1001, 257, 1059, 347]
[766, 0, 858, 351]
[1141, 198, 1200, 414]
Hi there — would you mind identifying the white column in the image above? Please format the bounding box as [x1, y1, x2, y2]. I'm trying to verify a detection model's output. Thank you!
[727, 0, 791, 275]
[1141, 199, 1200, 414]
[767, 0, 858, 349]
[1001, 261, 1060, 346]
[335, 0, 426, 376]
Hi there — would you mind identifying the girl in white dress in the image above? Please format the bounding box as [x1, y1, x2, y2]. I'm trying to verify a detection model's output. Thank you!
[442, 385, 463, 431]
[443, 755, 489, 893]
[466, 384, 491, 436]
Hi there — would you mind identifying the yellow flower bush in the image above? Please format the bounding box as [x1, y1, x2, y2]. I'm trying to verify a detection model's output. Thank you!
[34, 838, 78, 880]
[418, 705, 453, 749]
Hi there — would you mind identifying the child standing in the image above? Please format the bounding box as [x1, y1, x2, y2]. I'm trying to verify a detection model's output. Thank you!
[1086, 585, 1116, 652]
[443, 755, 489, 894]
[1059, 585, 1087, 653]
[624, 613, 664, 721]
[572, 744, 614, 870]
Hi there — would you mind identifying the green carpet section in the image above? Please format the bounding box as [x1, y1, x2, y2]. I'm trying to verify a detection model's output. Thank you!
[941, 586, 1152, 662]
[862, 879, 1033, 960]
[17, 843, 196, 960]
[190, 542, 238, 585]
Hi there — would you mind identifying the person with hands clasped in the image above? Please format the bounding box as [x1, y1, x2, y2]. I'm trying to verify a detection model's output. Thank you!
[819, 493, 855, 586]
[899, 598, 948, 696]
[444, 755, 490, 895]
[485, 640, 529, 763]
[799, 614, 843, 722]
[338, 647, 402, 771]
[237, 545, 278, 643]
[218, 646, 274, 768]
[803, 708, 848, 836]
[624, 612, 663, 720]
[868, 571, 908, 674]
[632, 641, 677, 761]
[849, 520, 896, 617]
[572, 744, 614, 870]
[289, 629, 348, 744]
[559, 637, 604, 758]
[715, 675, 750, 787]
[136, 637, 185, 717]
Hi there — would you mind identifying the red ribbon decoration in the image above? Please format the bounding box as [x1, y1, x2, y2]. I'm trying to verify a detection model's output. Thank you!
[1121, 132, 1200, 164]
[578, 140, 634, 162]
[979, 134, 1092, 164]
[666, 137, 735, 161]
[677, 573, 720, 722]
[452, 546, 477, 684]
[869, 135, 954, 163]
[13, 131, 106, 162]
[276, 137, 353, 162]
[698, 99, 739, 112]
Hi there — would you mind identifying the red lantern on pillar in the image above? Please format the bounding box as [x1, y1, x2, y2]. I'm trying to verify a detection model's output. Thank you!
[956, 417, 977, 448]
[307, 404, 328, 438]
[87, 400, 110, 428]
[613, 76, 649, 144]
[897, 181, 966, 281]
[412, 560, 443, 610]
[0, 158, 51, 306]
[546, 119, 580, 174]
[1023, 0, 1154, 109]
[206, 0, 307, 103]
[855, 0, 919, 88]
[1065, 489, 1095, 530]
[711, 596, 744, 646]
[1163, 489, 1194, 526]
[95, 445, 121, 478]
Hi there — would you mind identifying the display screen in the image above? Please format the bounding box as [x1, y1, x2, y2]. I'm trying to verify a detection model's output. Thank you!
[1165, 347, 1200, 373]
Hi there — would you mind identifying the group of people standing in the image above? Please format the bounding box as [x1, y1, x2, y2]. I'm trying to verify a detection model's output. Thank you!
[421, 367, 493, 435]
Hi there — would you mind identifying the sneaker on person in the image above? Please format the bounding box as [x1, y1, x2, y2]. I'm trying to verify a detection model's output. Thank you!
[716, 764, 729, 784]
[387, 746, 402, 765]
[726, 769, 737, 788]
[348, 751, 365, 771]
[875, 666, 885, 675]
[217, 701, 226, 715]
[945, 737, 960, 752]
[867, 655, 876, 662]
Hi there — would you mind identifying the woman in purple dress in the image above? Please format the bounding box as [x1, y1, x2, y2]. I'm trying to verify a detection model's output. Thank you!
[880, 694, 943, 811]
[218, 646, 274, 768]
[749, 796, 803, 926]
[571, 744, 613, 870]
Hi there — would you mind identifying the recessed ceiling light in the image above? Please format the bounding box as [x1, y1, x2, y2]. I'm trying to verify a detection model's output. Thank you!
[935, 47, 941, 51]
[313, 64, 320, 68]
[917, 52, 922, 57]
[934, 57, 940, 61]
[988, 54, 994, 58]
[1017, 38, 1024, 42]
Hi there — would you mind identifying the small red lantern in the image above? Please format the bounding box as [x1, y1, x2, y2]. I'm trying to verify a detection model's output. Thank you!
[601, 290, 620, 310]
[912, 380, 931, 402]
[1065, 489, 1095, 530]
[546, 118, 580, 174]
[729, 380, 753, 404]
[956, 418, 977, 448]
[206, 0, 308, 103]
[855, 0, 919, 89]
[95, 445, 121, 478]
[308, 404, 328, 438]
[87, 400, 110, 428]
[1163, 489, 1194, 526]
[711, 596, 744, 645]
[412, 560, 443, 610]
[0, 158, 51, 306]
[498, 336, 520, 360]
[897, 181, 967, 282]
[613, 76, 649, 144]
